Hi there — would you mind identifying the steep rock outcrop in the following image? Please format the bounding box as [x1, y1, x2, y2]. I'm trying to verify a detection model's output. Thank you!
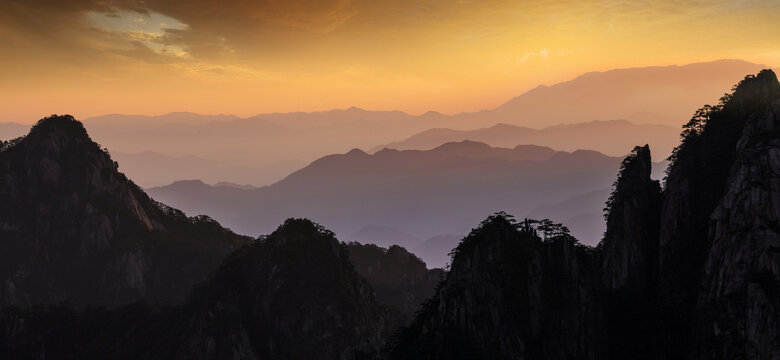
[657, 69, 780, 356]
[0, 115, 250, 307]
[695, 96, 780, 358]
[601, 144, 662, 289]
[599, 144, 662, 358]
[388, 214, 606, 359]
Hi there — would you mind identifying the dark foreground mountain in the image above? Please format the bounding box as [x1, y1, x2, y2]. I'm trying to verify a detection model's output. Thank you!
[0, 118, 442, 359]
[387, 213, 607, 359]
[0, 219, 442, 359]
[172, 219, 399, 359]
[387, 70, 780, 358]
[0, 116, 251, 308]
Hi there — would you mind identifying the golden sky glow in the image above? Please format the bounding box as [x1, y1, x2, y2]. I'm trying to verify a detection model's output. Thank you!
[0, 0, 778, 123]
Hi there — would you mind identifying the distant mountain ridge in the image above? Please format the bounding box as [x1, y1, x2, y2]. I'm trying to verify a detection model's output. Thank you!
[482, 59, 770, 127]
[147, 140, 635, 268]
[0, 60, 765, 187]
[372, 120, 680, 158]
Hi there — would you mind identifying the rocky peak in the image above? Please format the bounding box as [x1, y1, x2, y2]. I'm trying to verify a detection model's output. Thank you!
[0, 115, 250, 308]
[726, 69, 780, 115]
[694, 82, 780, 358]
[598, 144, 662, 358]
[601, 145, 662, 289]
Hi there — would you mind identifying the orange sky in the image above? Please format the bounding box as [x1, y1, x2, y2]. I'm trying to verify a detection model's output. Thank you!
[0, 0, 778, 123]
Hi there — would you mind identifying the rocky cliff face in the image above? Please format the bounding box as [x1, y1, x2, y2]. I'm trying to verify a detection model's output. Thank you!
[0, 115, 250, 307]
[657, 69, 780, 357]
[695, 92, 780, 358]
[601, 145, 662, 290]
[171, 219, 398, 360]
[599, 144, 662, 358]
[388, 214, 607, 359]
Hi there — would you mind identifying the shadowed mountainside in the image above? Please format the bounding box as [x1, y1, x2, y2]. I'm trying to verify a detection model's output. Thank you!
[1, 219, 442, 359]
[0, 116, 252, 308]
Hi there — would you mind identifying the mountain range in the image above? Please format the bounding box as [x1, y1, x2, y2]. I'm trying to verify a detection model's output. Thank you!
[146, 141, 649, 267]
[0, 69, 778, 359]
[0, 59, 766, 188]
[372, 120, 680, 159]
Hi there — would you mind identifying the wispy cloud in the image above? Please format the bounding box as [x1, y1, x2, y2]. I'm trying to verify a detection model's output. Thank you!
[515, 49, 549, 65]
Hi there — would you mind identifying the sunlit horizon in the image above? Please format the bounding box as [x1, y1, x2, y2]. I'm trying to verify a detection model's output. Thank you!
[1, 0, 779, 123]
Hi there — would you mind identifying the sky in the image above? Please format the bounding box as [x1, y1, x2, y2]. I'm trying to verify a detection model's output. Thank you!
[0, 0, 778, 123]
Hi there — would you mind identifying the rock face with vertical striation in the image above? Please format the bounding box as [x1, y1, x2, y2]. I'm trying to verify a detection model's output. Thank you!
[695, 84, 780, 358]
[0, 115, 251, 308]
[656, 69, 780, 357]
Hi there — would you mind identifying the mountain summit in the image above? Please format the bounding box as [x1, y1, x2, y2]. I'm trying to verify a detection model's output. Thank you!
[0, 115, 250, 307]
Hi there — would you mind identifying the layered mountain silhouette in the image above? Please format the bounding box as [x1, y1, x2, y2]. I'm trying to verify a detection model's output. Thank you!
[1, 68, 779, 359]
[372, 120, 680, 158]
[0, 60, 763, 187]
[478, 59, 769, 128]
[387, 69, 780, 358]
[0, 116, 252, 307]
[147, 141, 636, 267]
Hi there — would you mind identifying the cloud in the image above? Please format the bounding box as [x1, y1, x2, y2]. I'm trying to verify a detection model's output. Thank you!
[515, 49, 550, 65]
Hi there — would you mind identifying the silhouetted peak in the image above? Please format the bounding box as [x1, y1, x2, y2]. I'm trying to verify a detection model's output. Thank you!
[25, 114, 91, 146]
[449, 212, 522, 262]
[727, 69, 780, 112]
[433, 139, 492, 152]
[612, 145, 653, 193]
[266, 218, 339, 251]
[345, 148, 368, 156]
